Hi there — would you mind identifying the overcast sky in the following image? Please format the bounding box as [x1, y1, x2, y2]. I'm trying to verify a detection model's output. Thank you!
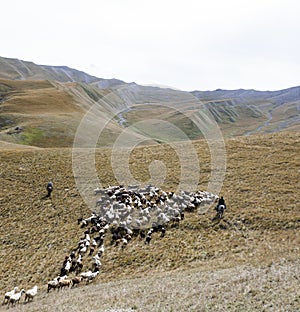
[1, 0, 300, 91]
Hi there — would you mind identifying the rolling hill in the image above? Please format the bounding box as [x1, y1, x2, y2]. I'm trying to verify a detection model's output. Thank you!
[0, 131, 299, 311]
[0, 78, 158, 147]
[0, 56, 299, 311]
[0, 56, 299, 149]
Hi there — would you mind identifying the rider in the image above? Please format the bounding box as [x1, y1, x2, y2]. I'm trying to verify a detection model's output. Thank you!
[217, 196, 226, 209]
[214, 196, 226, 219]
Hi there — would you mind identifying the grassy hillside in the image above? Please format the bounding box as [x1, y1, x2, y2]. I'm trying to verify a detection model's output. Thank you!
[0, 132, 299, 311]
[0, 79, 157, 148]
[2, 77, 299, 151]
[1, 56, 299, 144]
[0, 79, 82, 147]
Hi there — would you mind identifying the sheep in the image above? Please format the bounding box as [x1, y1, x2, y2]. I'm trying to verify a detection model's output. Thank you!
[3, 286, 18, 305]
[47, 280, 59, 293]
[171, 216, 181, 227]
[139, 230, 146, 239]
[121, 238, 128, 249]
[147, 228, 154, 236]
[80, 270, 98, 283]
[71, 276, 83, 288]
[89, 245, 95, 256]
[80, 214, 97, 227]
[80, 270, 93, 279]
[92, 256, 102, 271]
[145, 234, 152, 244]
[24, 285, 38, 302]
[70, 258, 78, 273]
[91, 238, 97, 247]
[90, 225, 98, 234]
[124, 233, 132, 242]
[76, 261, 83, 275]
[84, 271, 99, 284]
[47, 276, 63, 293]
[85, 233, 91, 241]
[180, 211, 185, 220]
[79, 244, 87, 255]
[93, 253, 101, 261]
[97, 244, 105, 257]
[71, 254, 82, 274]
[76, 254, 82, 266]
[7, 289, 25, 307]
[64, 259, 72, 273]
[70, 251, 76, 260]
[59, 279, 72, 290]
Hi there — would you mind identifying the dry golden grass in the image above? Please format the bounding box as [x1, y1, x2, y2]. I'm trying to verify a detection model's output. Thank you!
[0, 131, 299, 311]
[0, 79, 156, 148]
[2, 259, 299, 311]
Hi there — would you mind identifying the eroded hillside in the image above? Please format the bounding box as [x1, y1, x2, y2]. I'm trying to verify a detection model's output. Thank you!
[1, 56, 299, 149]
[0, 79, 156, 147]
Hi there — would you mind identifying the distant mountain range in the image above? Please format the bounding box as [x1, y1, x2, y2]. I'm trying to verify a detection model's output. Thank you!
[0, 56, 299, 147]
[0, 56, 125, 88]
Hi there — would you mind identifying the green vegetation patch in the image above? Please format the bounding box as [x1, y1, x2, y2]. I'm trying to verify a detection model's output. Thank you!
[19, 127, 45, 146]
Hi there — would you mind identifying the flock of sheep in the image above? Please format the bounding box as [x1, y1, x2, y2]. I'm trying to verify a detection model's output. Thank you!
[3, 286, 37, 307]
[2, 184, 218, 307]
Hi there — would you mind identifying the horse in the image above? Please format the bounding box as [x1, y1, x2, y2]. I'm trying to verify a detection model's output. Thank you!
[215, 204, 225, 219]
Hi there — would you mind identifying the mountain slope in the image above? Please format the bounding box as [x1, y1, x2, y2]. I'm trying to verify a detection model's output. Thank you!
[192, 87, 300, 135]
[0, 79, 156, 147]
[0, 56, 299, 148]
[191, 86, 300, 105]
[0, 56, 124, 88]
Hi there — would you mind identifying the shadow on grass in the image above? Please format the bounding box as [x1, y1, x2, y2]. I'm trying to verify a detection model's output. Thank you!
[41, 194, 52, 200]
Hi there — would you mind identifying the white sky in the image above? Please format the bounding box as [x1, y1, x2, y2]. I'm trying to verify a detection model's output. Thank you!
[1, 0, 300, 91]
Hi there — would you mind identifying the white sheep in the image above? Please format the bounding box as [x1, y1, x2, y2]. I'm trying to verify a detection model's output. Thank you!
[91, 239, 97, 247]
[47, 279, 60, 293]
[80, 270, 93, 280]
[79, 244, 87, 255]
[85, 233, 91, 241]
[82, 271, 99, 284]
[3, 286, 18, 304]
[7, 289, 25, 307]
[97, 244, 105, 257]
[24, 285, 38, 302]
[76, 254, 82, 264]
[93, 256, 102, 268]
[64, 260, 71, 272]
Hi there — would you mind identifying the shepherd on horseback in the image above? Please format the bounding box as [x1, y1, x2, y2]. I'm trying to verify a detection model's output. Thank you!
[215, 196, 226, 219]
